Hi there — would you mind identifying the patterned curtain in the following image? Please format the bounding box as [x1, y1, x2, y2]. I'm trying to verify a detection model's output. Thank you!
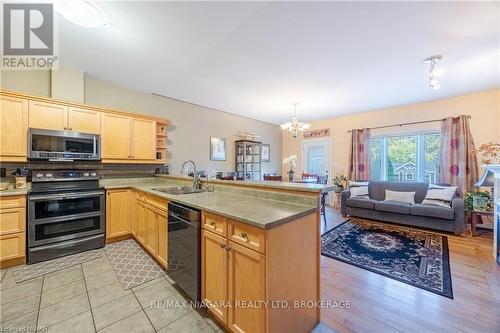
[348, 129, 371, 181]
[439, 115, 478, 196]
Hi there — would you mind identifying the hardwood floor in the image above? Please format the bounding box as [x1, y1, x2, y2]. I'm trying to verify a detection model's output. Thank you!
[320, 207, 500, 333]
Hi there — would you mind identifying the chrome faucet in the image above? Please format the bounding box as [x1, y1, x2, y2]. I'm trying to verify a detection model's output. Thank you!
[181, 160, 199, 189]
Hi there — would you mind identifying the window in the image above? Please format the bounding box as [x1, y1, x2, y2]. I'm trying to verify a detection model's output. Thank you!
[370, 132, 441, 183]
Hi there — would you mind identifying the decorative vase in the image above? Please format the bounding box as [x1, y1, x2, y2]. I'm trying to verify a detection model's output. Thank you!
[288, 170, 294, 181]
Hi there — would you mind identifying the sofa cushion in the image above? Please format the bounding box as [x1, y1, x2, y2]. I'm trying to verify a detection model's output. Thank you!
[374, 201, 411, 214]
[346, 197, 377, 210]
[384, 190, 416, 204]
[410, 204, 454, 220]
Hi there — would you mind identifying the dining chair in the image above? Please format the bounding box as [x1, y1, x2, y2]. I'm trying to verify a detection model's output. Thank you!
[302, 173, 319, 182]
[317, 175, 329, 224]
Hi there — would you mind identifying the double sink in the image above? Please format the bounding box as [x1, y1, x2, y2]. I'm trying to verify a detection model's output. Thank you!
[152, 186, 204, 195]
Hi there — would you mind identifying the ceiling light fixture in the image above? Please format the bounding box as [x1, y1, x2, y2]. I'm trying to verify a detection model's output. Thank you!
[423, 55, 443, 90]
[280, 103, 310, 138]
[55, 0, 110, 28]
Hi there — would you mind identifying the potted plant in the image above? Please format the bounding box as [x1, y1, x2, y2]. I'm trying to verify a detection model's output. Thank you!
[282, 155, 297, 181]
[332, 172, 348, 193]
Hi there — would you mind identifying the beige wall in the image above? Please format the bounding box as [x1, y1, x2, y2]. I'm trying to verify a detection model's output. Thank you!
[1, 70, 282, 175]
[283, 89, 500, 179]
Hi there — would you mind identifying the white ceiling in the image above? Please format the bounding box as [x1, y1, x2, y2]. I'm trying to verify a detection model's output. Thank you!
[58, 1, 500, 124]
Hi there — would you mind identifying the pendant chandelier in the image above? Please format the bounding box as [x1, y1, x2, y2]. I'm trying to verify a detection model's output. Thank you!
[280, 103, 310, 138]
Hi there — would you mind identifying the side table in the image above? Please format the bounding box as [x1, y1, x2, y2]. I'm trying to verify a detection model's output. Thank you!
[471, 210, 494, 236]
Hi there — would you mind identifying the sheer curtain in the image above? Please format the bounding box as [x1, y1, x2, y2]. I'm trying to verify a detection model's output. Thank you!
[348, 128, 371, 181]
[439, 115, 478, 196]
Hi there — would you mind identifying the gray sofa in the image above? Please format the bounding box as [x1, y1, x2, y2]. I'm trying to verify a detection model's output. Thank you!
[341, 181, 465, 235]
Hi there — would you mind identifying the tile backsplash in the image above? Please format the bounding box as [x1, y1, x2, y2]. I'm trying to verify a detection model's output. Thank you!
[0, 162, 164, 181]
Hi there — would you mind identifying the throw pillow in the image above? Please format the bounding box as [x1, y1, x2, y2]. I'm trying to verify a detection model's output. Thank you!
[349, 181, 369, 198]
[384, 190, 415, 204]
[422, 184, 457, 208]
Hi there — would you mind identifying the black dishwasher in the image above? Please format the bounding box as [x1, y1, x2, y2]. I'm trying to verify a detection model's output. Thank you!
[167, 202, 201, 301]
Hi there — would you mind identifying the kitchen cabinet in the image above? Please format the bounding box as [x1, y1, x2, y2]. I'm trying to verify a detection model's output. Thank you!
[29, 100, 67, 131]
[106, 189, 131, 239]
[131, 118, 156, 160]
[0, 195, 26, 267]
[29, 101, 101, 134]
[67, 107, 101, 134]
[101, 114, 156, 162]
[145, 203, 158, 255]
[101, 113, 132, 160]
[156, 208, 168, 267]
[0, 96, 28, 161]
[201, 211, 320, 333]
[201, 230, 228, 323]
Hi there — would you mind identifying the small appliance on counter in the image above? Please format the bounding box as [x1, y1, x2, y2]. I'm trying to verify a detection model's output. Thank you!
[27, 169, 105, 264]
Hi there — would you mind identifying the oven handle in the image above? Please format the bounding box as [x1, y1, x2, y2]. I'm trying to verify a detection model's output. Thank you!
[29, 191, 104, 201]
[167, 211, 199, 228]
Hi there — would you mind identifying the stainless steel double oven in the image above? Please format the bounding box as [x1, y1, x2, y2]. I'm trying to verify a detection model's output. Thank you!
[27, 170, 105, 263]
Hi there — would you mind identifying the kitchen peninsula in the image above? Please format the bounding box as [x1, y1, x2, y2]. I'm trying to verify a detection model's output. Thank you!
[101, 175, 329, 333]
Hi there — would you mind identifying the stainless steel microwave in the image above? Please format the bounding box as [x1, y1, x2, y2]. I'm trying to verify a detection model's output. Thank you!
[29, 128, 100, 161]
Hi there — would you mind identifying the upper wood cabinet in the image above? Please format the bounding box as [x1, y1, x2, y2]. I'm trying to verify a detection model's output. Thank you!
[0, 96, 28, 161]
[29, 100, 67, 131]
[101, 113, 156, 162]
[131, 118, 156, 160]
[67, 107, 101, 134]
[106, 189, 131, 239]
[101, 113, 132, 160]
[29, 101, 100, 134]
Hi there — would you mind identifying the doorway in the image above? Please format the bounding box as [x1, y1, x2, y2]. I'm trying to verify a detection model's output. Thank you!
[302, 138, 331, 180]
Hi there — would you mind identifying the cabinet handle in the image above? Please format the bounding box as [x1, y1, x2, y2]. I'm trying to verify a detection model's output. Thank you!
[64, 127, 67, 130]
[240, 232, 248, 239]
[220, 244, 225, 249]
[227, 247, 232, 251]
[69, 128, 72, 131]
[210, 221, 216, 227]
[132, 156, 135, 159]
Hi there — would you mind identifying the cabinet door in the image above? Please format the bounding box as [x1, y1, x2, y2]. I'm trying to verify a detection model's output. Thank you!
[156, 208, 167, 268]
[106, 189, 130, 239]
[136, 200, 146, 245]
[68, 107, 100, 134]
[145, 204, 158, 255]
[101, 113, 131, 159]
[29, 100, 67, 131]
[228, 241, 266, 333]
[202, 230, 228, 324]
[130, 191, 138, 237]
[0, 233, 25, 261]
[0, 96, 28, 160]
[0, 207, 25, 235]
[131, 118, 156, 160]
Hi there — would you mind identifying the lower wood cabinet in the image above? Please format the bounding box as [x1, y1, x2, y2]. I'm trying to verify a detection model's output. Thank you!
[0, 195, 26, 267]
[122, 189, 167, 269]
[106, 189, 131, 239]
[201, 211, 320, 333]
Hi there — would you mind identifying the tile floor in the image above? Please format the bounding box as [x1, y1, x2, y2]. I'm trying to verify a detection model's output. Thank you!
[0, 249, 222, 333]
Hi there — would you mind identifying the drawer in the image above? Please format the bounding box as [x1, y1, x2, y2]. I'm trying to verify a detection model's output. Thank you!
[202, 212, 226, 236]
[0, 207, 25, 235]
[227, 219, 265, 254]
[0, 196, 26, 209]
[147, 193, 167, 211]
[0, 232, 25, 261]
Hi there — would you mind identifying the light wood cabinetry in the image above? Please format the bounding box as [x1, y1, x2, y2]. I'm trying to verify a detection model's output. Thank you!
[67, 107, 101, 134]
[110, 189, 168, 268]
[131, 118, 156, 160]
[0, 195, 26, 267]
[29, 100, 67, 131]
[1, 90, 169, 164]
[201, 230, 228, 323]
[201, 211, 320, 333]
[101, 113, 132, 160]
[0, 96, 28, 161]
[106, 189, 131, 239]
[228, 240, 266, 333]
[101, 114, 156, 162]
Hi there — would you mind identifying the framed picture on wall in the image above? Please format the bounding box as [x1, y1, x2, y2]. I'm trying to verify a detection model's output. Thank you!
[261, 144, 270, 162]
[210, 137, 227, 161]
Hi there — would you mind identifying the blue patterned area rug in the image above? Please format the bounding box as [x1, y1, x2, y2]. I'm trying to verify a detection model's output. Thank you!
[321, 219, 453, 299]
